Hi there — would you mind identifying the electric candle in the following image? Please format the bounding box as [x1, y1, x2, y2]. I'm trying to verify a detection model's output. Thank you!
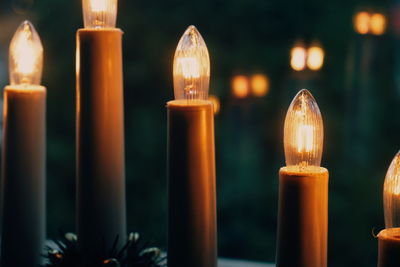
[276, 89, 329, 267]
[377, 152, 400, 267]
[76, 0, 126, 253]
[167, 25, 217, 267]
[1, 21, 46, 267]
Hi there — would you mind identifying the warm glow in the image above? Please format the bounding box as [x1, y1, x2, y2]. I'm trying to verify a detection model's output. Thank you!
[284, 89, 324, 167]
[90, 0, 108, 12]
[9, 21, 43, 86]
[82, 0, 117, 28]
[370, 13, 387, 35]
[354, 12, 370, 34]
[209, 95, 220, 115]
[307, 46, 325, 71]
[290, 45, 307, 71]
[176, 57, 201, 79]
[296, 124, 314, 153]
[232, 75, 250, 99]
[173, 26, 210, 100]
[384, 152, 400, 228]
[251, 74, 270, 97]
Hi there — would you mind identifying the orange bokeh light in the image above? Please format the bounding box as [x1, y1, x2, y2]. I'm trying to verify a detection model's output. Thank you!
[209, 95, 221, 115]
[250, 74, 270, 97]
[354, 12, 370, 35]
[290, 45, 307, 71]
[370, 13, 387, 35]
[232, 75, 250, 98]
[307, 46, 325, 71]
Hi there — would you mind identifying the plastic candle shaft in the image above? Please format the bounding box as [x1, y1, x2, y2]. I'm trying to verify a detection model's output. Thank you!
[276, 89, 329, 267]
[167, 26, 217, 267]
[76, 0, 126, 254]
[1, 21, 46, 267]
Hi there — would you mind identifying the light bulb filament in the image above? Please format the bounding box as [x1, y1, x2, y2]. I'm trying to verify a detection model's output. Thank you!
[296, 125, 314, 153]
[91, 0, 108, 12]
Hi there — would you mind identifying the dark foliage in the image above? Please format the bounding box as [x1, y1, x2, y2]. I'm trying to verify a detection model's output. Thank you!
[44, 233, 166, 267]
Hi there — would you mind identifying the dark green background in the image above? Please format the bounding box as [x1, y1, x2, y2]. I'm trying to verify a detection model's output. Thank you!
[0, 0, 398, 266]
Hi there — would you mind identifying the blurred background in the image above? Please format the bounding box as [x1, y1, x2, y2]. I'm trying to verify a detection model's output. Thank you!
[0, 0, 398, 266]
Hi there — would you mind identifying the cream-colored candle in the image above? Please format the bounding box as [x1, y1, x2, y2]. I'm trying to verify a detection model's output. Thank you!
[276, 89, 329, 267]
[377, 152, 400, 267]
[167, 26, 217, 267]
[76, 0, 126, 253]
[1, 21, 46, 267]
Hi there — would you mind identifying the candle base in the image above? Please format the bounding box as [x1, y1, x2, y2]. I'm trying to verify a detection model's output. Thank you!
[378, 228, 400, 267]
[167, 100, 217, 267]
[276, 166, 329, 267]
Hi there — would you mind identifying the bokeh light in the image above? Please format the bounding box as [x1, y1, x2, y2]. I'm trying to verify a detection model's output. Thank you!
[354, 11, 371, 34]
[250, 74, 270, 97]
[232, 75, 250, 98]
[307, 45, 325, 71]
[290, 44, 307, 71]
[209, 95, 221, 115]
[370, 13, 387, 35]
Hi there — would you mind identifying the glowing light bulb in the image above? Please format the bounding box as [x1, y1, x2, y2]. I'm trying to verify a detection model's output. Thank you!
[209, 95, 220, 115]
[232, 75, 250, 99]
[370, 13, 387, 36]
[384, 152, 400, 228]
[9, 21, 43, 86]
[173, 26, 210, 101]
[284, 89, 324, 168]
[307, 45, 325, 71]
[82, 0, 117, 29]
[290, 44, 307, 71]
[354, 12, 370, 35]
[250, 74, 270, 97]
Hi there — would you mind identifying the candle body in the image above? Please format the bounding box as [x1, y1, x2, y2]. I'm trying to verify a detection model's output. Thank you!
[378, 228, 400, 267]
[276, 166, 329, 267]
[1, 86, 46, 266]
[76, 28, 126, 252]
[167, 100, 217, 267]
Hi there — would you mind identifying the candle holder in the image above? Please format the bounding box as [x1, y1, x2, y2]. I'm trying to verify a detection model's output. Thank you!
[44, 232, 166, 267]
[276, 89, 329, 267]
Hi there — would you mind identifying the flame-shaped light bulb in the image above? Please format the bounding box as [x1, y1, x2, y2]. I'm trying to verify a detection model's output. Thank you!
[384, 152, 400, 228]
[284, 89, 324, 168]
[82, 0, 117, 29]
[9, 21, 43, 86]
[173, 25, 210, 101]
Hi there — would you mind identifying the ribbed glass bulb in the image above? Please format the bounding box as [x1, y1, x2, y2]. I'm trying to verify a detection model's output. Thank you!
[9, 20, 43, 86]
[384, 151, 400, 228]
[82, 0, 117, 29]
[173, 25, 210, 101]
[284, 89, 324, 168]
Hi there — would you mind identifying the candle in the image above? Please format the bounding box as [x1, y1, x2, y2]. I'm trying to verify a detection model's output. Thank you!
[167, 25, 217, 267]
[377, 152, 400, 267]
[76, 0, 126, 253]
[0, 21, 46, 266]
[276, 89, 329, 267]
